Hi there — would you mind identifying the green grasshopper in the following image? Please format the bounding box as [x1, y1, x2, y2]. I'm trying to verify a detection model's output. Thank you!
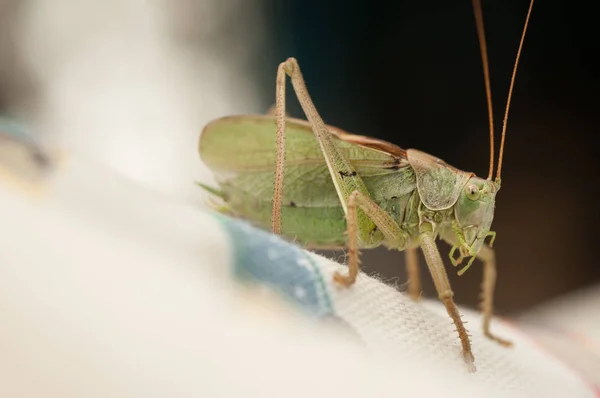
[198, 0, 535, 370]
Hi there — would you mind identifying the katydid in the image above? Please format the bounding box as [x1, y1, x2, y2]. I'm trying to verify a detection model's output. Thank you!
[198, 0, 535, 371]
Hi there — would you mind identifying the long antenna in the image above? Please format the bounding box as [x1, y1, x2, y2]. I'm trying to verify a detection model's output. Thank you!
[496, 0, 535, 182]
[472, 0, 495, 180]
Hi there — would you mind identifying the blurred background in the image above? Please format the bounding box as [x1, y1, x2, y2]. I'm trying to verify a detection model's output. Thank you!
[0, 0, 598, 315]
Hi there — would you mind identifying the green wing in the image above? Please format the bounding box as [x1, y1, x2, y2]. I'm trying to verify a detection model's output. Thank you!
[199, 114, 416, 247]
[200, 115, 414, 205]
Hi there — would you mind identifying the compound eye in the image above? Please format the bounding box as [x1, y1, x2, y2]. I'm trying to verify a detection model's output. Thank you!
[465, 184, 480, 201]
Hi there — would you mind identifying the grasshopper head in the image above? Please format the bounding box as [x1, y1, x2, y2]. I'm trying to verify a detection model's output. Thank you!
[450, 176, 499, 274]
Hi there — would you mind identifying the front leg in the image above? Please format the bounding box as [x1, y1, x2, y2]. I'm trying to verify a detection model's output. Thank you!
[477, 244, 512, 346]
[419, 227, 475, 371]
[442, 233, 512, 348]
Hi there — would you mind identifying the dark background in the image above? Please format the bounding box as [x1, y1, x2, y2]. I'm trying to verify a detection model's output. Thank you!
[258, 0, 599, 314]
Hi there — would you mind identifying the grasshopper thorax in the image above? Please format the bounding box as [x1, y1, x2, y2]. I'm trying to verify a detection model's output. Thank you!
[406, 149, 498, 268]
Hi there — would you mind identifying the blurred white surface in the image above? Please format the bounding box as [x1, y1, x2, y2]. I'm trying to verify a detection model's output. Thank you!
[13, 0, 266, 203]
[518, 285, 600, 387]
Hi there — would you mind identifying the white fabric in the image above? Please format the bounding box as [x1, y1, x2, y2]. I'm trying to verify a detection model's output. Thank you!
[0, 152, 597, 397]
[518, 285, 600, 388]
